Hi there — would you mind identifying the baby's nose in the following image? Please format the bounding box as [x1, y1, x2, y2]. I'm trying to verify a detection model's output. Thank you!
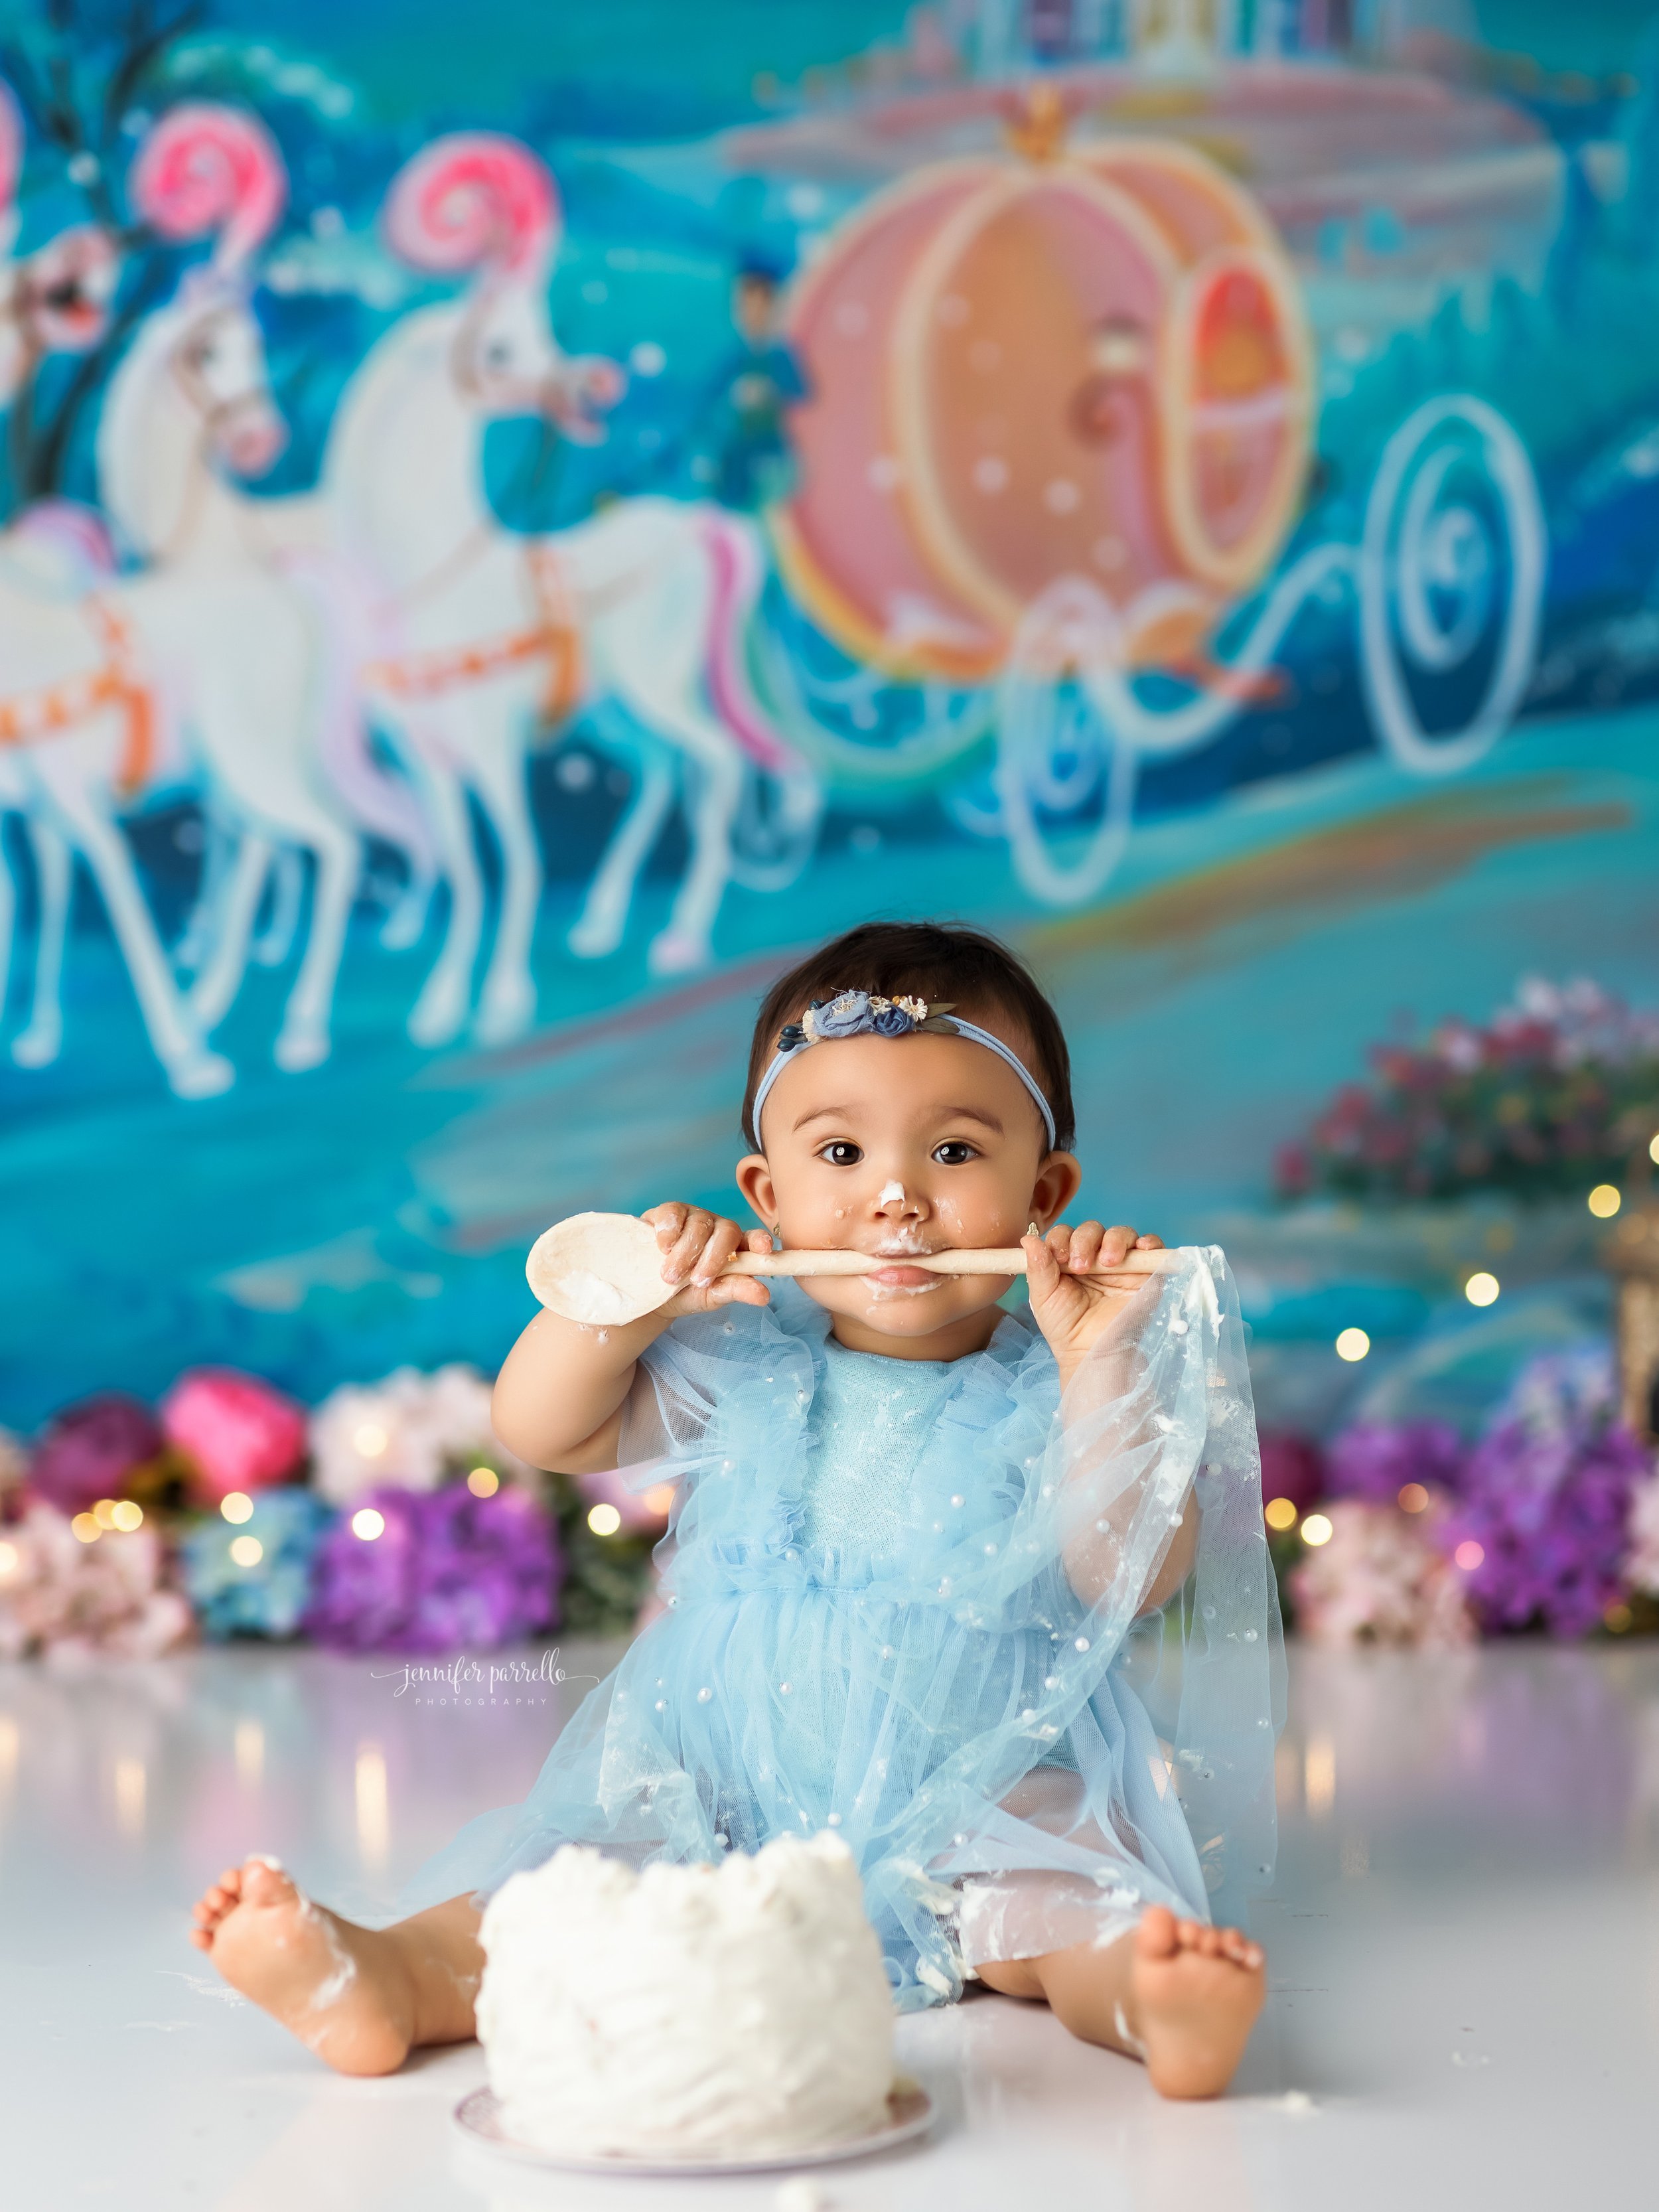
[875, 1179, 919, 1213]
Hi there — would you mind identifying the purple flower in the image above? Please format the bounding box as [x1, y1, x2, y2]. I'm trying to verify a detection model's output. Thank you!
[1258, 1432, 1325, 1514]
[1327, 1422, 1465, 1507]
[1443, 1349, 1646, 1639]
[29, 1395, 163, 1516]
[812, 990, 871, 1039]
[303, 1483, 561, 1653]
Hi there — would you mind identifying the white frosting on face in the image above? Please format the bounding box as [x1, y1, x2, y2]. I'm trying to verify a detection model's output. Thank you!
[477, 1834, 895, 2160]
[877, 1181, 905, 1208]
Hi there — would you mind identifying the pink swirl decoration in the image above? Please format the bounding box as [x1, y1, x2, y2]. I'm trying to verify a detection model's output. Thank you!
[384, 133, 559, 277]
[130, 104, 287, 273]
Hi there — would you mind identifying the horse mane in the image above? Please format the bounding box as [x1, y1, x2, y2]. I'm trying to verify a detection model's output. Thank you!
[96, 290, 204, 560]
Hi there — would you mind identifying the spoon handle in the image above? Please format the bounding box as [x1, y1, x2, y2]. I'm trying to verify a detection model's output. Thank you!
[721, 1246, 1176, 1280]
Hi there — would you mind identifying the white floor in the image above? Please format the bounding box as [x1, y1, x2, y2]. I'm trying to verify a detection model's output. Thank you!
[3, 1637, 1657, 2212]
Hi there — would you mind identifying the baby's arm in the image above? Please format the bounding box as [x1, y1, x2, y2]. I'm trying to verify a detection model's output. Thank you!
[492, 1204, 772, 1472]
[1022, 1223, 1196, 1615]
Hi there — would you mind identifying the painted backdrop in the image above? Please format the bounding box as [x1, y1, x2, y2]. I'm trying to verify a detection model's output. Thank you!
[0, 0, 1653, 1432]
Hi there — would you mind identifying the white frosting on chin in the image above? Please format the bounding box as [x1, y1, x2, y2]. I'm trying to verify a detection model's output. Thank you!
[477, 1835, 895, 2161]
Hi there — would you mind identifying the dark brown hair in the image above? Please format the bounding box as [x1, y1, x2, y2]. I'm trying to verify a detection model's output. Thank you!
[742, 921, 1074, 1151]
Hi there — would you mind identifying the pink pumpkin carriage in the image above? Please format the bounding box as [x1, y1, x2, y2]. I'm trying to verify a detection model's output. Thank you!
[774, 102, 1313, 684]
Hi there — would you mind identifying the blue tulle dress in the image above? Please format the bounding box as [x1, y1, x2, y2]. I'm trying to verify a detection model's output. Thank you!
[402, 1248, 1284, 2010]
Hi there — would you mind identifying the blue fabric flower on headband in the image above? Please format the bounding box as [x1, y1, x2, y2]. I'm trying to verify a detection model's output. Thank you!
[813, 990, 873, 1039]
[780, 992, 956, 1053]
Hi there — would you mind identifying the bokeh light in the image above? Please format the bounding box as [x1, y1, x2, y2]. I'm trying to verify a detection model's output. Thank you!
[1335, 1327, 1370, 1363]
[1263, 1497, 1299, 1532]
[1454, 1540, 1485, 1572]
[351, 1508, 386, 1542]
[229, 1535, 265, 1568]
[1301, 1513, 1334, 1548]
[1587, 1184, 1621, 1218]
[220, 1492, 254, 1524]
[1464, 1273, 1500, 1307]
[466, 1466, 500, 1497]
[587, 1503, 623, 1536]
[1397, 1483, 1429, 1514]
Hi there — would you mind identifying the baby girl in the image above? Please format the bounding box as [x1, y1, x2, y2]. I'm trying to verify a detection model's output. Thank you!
[190, 919, 1281, 2099]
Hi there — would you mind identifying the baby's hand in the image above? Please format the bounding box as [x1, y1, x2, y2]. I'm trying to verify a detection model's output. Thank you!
[1023, 1221, 1165, 1382]
[643, 1203, 772, 1318]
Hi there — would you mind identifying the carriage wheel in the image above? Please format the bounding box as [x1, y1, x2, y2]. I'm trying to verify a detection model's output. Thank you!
[1358, 395, 1545, 778]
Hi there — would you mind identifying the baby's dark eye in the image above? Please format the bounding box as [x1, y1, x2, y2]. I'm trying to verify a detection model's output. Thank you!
[932, 1140, 978, 1165]
[818, 1141, 863, 1167]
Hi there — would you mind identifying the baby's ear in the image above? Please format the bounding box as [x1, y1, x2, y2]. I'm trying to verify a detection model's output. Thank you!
[735, 1151, 775, 1228]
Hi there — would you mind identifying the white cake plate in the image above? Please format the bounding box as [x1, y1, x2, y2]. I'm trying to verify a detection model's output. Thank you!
[453, 2079, 935, 2176]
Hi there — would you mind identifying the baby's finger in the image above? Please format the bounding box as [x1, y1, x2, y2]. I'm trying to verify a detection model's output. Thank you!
[644, 1202, 687, 1255]
[1098, 1222, 1138, 1268]
[1135, 1232, 1165, 1250]
[662, 1208, 715, 1284]
[1023, 1229, 1062, 1295]
[711, 1275, 770, 1306]
[745, 1225, 774, 1253]
[1043, 1222, 1074, 1272]
[1068, 1220, 1106, 1273]
[691, 1216, 743, 1287]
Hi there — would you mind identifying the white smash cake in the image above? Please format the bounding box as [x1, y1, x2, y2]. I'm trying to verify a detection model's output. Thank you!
[476, 1832, 897, 2161]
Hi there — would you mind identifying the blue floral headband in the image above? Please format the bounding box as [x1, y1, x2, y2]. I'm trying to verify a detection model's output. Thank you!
[752, 990, 1058, 1149]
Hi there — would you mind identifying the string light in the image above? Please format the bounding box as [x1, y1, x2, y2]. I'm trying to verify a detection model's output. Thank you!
[229, 1535, 264, 1568]
[70, 1512, 101, 1544]
[351, 1508, 386, 1542]
[1398, 1483, 1429, 1514]
[92, 1498, 121, 1528]
[353, 1423, 389, 1457]
[1263, 1497, 1298, 1532]
[1587, 1185, 1621, 1219]
[1464, 1272, 1500, 1307]
[220, 1492, 254, 1524]
[110, 1500, 143, 1532]
[466, 1467, 500, 1497]
[1334, 1327, 1370, 1362]
[1300, 1514, 1334, 1548]
[1454, 1540, 1485, 1572]
[587, 1503, 622, 1536]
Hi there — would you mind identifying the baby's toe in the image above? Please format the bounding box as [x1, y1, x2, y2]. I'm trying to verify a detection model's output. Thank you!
[239, 1856, 297, 1909]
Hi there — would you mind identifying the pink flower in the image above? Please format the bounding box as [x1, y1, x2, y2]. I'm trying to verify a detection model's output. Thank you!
[1628, 1474, 1659, 1598]
[161, 1369, 309, 1505]
[1289, 1493, 1475, 1649]
[0, 1503, 193, 1663]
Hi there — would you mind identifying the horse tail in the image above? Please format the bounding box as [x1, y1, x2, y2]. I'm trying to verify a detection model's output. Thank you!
[697, 510, 805, 776]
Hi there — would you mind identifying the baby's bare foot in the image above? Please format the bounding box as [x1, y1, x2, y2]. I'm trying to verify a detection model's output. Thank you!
[190, 1856, 415, 2077]
[1131, 1903, 1264, 2099]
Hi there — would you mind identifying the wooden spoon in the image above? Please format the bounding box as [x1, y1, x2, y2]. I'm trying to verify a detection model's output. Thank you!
[526, 1210, 1175, 1326]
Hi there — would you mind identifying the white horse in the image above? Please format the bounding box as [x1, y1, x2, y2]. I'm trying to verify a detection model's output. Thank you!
[0, 106, 386, 1090]
[305, 134, 817, 1046]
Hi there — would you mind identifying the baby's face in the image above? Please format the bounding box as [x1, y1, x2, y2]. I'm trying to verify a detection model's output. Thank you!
[736, 1021, 1078, 1350]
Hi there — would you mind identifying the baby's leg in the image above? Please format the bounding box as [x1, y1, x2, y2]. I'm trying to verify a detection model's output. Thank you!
[977, 1904, 1263, 2099]
[190, 1858, 482, 2077]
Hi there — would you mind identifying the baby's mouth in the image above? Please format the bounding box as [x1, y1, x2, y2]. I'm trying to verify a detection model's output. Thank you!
[866, 1263, 936, 1288]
